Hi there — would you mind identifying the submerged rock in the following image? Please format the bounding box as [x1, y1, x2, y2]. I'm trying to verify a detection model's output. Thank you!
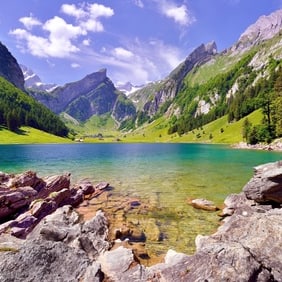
[188, 198, 219, 211]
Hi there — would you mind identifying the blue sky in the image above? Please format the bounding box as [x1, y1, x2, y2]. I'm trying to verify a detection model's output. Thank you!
[0, 0, 281, 86]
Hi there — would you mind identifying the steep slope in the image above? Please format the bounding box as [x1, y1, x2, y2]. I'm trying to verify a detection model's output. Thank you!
[232, 9, 282, 52]
[127, 9, 282, 143]
[0, 42, 69, 137]
[0, 41, 25, 91]
[0, 77, 69, 137]
[29, 68, 136, 124]
[130, 41, 217, 118]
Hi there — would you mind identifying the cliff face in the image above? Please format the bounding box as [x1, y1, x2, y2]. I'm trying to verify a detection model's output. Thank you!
[29, 69, 136, 123]
[0, 42, 25, 91]
[133, 41, 217, 117]
[233, 9, 282, 51]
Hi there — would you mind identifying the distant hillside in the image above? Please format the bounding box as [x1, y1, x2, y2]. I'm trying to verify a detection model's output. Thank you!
[0, 42, 69, 137]
[0, 76, 69, 137]
[27, 69, 136, 127]
[125, 9, 282, 144]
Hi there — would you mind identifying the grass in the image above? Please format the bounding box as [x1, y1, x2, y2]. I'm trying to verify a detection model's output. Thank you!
[172, 110, 263, 144]
[0, 110, 263, 145]
[0, 126, 72, 144]
[117, 110, 263, 144]
[62, 113, 119, 138]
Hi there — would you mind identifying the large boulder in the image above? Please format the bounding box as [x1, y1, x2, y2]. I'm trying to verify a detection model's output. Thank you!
[0, 206, 110, 282]
[243, 161, 282, 203]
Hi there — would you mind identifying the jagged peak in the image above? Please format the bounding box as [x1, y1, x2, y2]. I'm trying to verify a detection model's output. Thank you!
[205, 41, 217, 54]
[233, 9, 282, 51]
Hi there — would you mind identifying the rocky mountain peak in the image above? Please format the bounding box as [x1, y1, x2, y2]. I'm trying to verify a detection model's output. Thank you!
[20, 64, 58, 92]
[233, 9, 282, 51]
[0, 41, 25, 91]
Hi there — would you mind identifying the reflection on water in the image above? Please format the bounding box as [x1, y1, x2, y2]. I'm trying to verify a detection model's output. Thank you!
[0, 143, 281, 254]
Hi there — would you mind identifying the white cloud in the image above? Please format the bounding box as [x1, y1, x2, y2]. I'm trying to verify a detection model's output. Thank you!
[19, 15, 41, 30]
[61, 2, 114, 32]
[61, 3, 87, 19]
[71, 63, 80, 68]
[155, 0, 195, 26]
[86, 38, 184, 85]
[82, 39, 91, 46]
[112, 47, 134, 60]
[10, 3, 114, 58]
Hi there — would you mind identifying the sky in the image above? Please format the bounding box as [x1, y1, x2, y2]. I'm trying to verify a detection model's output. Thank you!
[0, 0, 281, 86]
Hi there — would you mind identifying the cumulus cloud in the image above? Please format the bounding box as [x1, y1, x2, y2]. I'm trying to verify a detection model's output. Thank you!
[155, 0, 195, 26]
[10, 2, 114, 58]
[61, 3, 114, 32]
[19, 15, 41, 30]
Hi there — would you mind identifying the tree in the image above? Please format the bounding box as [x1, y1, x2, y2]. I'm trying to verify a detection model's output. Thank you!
[6, 110, 19, 131]
[242, 118, 252, 141]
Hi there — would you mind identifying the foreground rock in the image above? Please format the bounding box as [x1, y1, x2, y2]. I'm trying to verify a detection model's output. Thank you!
[0, 206, 108, 282]
[1, 161, 282, 281]
[0, 171, 108, 238]
[243, 160, 282, 203]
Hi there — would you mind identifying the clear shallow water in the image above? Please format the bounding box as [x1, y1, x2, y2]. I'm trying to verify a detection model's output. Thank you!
[0, 143, 281, 255]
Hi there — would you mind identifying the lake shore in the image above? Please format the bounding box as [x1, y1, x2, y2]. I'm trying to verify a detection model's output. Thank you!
[232, 140, 282, 152]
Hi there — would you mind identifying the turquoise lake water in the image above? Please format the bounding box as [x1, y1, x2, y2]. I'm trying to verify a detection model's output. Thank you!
[1, 143, 281, 255]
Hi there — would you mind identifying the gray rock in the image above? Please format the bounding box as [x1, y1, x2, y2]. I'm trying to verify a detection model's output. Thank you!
[234, 9, 282, 51]
[0, 239, 90, 282]
[98, 246, 147, 282]
[243, 161, 282, 203]
[39, 173, 71, 198]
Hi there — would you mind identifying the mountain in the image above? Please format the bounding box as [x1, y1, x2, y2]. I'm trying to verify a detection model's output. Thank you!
[0, 41, 25, 91]
[125, 9, 282, 143]
[116, 82, 143, 96]
[20, 64, 58, 92]
[129, 41, 217, 118]
[28, 68, 136, 124]
[232, 9, 282, 52]
[0, 42, 69, 137]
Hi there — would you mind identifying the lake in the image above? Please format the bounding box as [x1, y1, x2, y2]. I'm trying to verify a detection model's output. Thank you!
[0, 143, 281, 255]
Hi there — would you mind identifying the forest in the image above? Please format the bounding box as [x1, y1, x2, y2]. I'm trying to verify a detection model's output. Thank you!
[0, 77, 69, 137]
[168, 53, 282, 144]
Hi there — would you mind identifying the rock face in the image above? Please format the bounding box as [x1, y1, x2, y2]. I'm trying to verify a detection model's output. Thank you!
[0, 206, 108, 282]
[0, 41, 25, 91]
[233, 9, 282, 51]
[132, 41, 217, 117]
[243, 160, 282, 203]
[29, 68, 136, 123]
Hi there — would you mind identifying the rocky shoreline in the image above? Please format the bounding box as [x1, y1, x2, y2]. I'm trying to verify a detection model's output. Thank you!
[0, 161, 282, 281]
[232, 140, 282, 151]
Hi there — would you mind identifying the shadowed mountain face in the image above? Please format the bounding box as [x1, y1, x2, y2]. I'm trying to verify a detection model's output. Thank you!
[0, 42, 25, 91]
[28, 68, 136, 123]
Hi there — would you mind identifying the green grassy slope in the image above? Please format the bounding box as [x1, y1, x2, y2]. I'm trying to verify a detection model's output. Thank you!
[173, 110, 263, 143]
[0, 126, 71, 144]
[119, 110, 263, 144]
